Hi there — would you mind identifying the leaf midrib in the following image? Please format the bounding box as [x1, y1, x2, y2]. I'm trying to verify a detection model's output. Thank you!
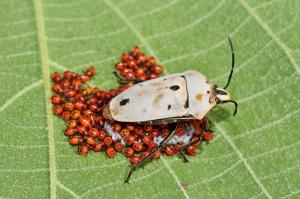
[33, 0, 57, 198]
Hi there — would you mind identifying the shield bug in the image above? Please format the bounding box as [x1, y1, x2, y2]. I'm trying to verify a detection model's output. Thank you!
[103, 37, 238, 183]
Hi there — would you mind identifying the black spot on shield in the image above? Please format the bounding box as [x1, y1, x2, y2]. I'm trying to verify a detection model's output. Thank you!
[120, 98, 130, 106]
[170, 85, 180, 91]
[167, 105, 171, 110]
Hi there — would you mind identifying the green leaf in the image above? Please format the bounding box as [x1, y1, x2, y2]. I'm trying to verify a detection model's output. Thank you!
[1, 0, 299, 198]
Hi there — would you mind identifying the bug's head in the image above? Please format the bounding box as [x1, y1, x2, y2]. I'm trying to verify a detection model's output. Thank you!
[214, 85, 238, 116]
[214, 37, 238, 116]
[215, 87, 230, 101]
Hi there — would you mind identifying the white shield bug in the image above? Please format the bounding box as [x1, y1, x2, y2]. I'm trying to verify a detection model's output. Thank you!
[103, 37, 238, 183]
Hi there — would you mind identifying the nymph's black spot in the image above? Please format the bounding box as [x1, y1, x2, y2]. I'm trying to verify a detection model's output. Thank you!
[205, 80, 209, 83]
[170, 85, 180, 91]
[167, 105, 171, 110]
[120, 98, 130, 106]
[207, 90, 210, 94]
[163, 78, 167, 81]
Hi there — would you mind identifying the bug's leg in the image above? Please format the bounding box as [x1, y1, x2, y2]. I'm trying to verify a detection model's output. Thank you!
[113, 71, 144, 84]
[178, 150, 189, 163]
[178, 136, 201, 156]
[177, 119, 206, 162]
[124, 123, 179, 184]
[112, 71, 131, 84]
[202, 117, 213, 133]
[191, 119, 203, 135]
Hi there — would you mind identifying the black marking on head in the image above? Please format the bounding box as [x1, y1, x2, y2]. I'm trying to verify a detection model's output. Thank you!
[120, 98, 130, 106]
[205, 80, 210, 83]
[163, 78, 167, 81]
[167, 105, 171, 110]
[216, 89, 227, 95]
[207, 90, 210, 94]
[170, 85, 180, 91]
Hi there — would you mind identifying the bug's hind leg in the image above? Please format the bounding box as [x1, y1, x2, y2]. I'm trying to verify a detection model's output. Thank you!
[124, 123, 179, 184]
[113, 71, 144, 85]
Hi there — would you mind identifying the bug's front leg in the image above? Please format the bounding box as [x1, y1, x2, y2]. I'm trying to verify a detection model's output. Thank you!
[191, 119, 203, 136]
[177, 118, 211, 162]
[178, 150, 189, 163]
[178, 136, 202, 162]
[202, 117, 213, 133]
[124, 123, 179, 184]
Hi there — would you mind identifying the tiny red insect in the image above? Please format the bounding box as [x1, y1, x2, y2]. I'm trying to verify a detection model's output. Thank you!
[68, 136, 83, 145]
[133, 142, 143, 152]
[106, 147, 116, 158]
[124, 147, 134, 158]
[130, 155, 139, 165]
[78, 145, 89, 155]
[53, 105, 63, 115]
[50, 94, 61, 104]
[114, 141, 123, 153]
[104, 136, 113, 146]
[93, 142, 104, 152]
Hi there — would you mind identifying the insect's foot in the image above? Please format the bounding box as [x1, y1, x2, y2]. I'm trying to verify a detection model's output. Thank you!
[179, 152, 189, 163]
[183, 157, 189, 163]
[124, 174, 132, 184]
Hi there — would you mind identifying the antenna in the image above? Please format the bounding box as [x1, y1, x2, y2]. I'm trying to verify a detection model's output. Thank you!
[221, 100, 238, 116]
[223, 37, 235, 89]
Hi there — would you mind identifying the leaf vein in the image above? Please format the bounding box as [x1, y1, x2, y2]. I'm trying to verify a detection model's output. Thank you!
[212, 121, 272, 198]
[161, 157, 190, 199]
[33, 0, 57, 198]
[56, 180, 80, 199]
[0, 79, 42, 113]
[146, 0, 226, 39]
[189, 160, 242, 187]
[240, 0, 300, 74]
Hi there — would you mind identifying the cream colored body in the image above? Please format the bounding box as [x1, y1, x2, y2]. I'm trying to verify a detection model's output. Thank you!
[109, 70, 217, 122]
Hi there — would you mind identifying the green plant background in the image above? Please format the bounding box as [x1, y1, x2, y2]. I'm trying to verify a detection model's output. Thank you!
[1, 0, 299, 198]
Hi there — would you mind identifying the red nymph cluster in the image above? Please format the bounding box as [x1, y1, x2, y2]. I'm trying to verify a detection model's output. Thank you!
[50, 47, 213, 165]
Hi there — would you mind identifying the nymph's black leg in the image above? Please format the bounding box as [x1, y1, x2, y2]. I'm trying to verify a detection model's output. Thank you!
[178, 137, 201, 162]
[124, 123, 179, 184]
[179, 151, 189, 163]
[203, 118, 213, 133]
[113, 71, 144, 84]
